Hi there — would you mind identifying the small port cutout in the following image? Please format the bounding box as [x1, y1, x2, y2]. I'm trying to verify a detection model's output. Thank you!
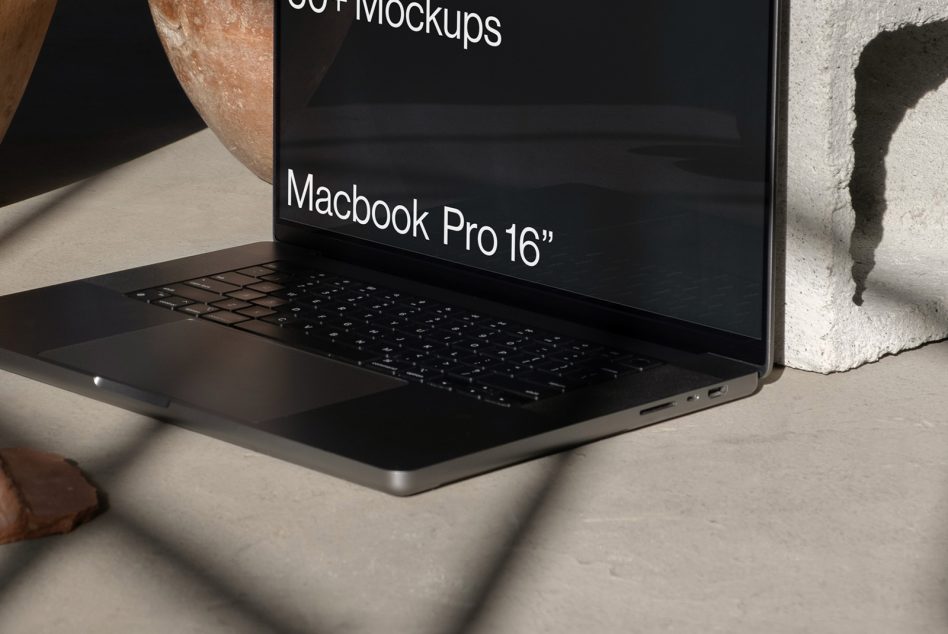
[708, 386, 728, 399]
[641, 401, 675, 416]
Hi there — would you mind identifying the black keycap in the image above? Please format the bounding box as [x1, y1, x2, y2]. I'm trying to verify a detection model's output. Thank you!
[327, 319, 359, 332]
[451, 383, 491, 400]
[359, 342, 398, 357]
[454, 340, 485, 353]
[158, 285, 221, 304]
[213, 272, 258, 287]
[248, 281, 283, 293]
[326, 342, 382, 365]
[467, 327, 497, 341]
[259, 272, 294, 283]
[448, 365, 493, 382]
[534, 333, 570, 347]
[155, 296, 194, 310]
[505, 352, 544, 366]
[370, 358, 415, 375]
[531, 359, 574, 375]
[202, 311, 250, 325]
[261, 313, 306, 328]
[303, 312, 332, 325]
[375, 344, 401, 357]
[272, 289, 307, 301]
[356, 327, 385, 340]
[401, 367, 444, 382]
[487, 362, 526, 378]
[187, 277, 240, 294]
[427, 377, 461, 392]
[349, 335, 374, 349]
[236, 266, 274, 278]
[395, 351, 429, 364]
[212, 298, 253, 312]
[550, 350, 593, 365]
[181, 303, 219, 316]
[515, 370, 567, 392]
[480, 389, 531, 408]
[480, 345, 515, 362]
[131, 289, 170, 303]
[599, 363, 635, 377]
[496, 336, 525, 349]
[481, 374, 561, 400]
[522, 344, 554, 356]
[427, 330, 461, 345]
[457, 313, 484, 325]
[406, 342, 441, 355]
[237, 306, 277, 319]
[227, 289, 266, 301]
[548, 369, 609, 390]
[276, 304, 307, 316]
[426, 358, 468, 373]
[252, 296, 289, 308]
[438, 349, 479, 364]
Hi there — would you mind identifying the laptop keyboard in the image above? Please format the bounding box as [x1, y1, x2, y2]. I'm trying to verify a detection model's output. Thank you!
[128, 261, 662, 407]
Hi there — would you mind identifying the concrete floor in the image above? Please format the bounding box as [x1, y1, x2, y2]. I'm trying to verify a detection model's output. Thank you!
[0, 130, 946, 633]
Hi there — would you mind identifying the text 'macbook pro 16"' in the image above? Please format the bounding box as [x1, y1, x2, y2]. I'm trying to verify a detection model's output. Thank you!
[0, 0, 780, 494]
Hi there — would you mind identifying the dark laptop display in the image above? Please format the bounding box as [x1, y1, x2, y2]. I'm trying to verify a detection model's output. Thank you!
[277, 0, 772, 339]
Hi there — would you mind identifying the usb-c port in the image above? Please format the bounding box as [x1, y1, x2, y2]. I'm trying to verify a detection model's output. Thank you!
[708, 386, 728, 399]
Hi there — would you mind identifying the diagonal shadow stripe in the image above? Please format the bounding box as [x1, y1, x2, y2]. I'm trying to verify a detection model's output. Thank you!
[0, 177, 96, 255]
[110, 512, 321, 634]
[0, 418, 166, 607]
[439, 452, 574, 634]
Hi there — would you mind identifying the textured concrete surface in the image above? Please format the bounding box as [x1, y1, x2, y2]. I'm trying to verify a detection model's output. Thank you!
[0, 130, 947, 633]
[784, 1, 948, 372]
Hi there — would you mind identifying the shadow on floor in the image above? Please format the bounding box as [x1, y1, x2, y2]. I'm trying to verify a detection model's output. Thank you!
[0, 0, 945, 629]
[0, 0, 206, 207]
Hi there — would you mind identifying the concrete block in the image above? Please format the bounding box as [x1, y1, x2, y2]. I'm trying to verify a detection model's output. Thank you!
[782, 0, 948, 372]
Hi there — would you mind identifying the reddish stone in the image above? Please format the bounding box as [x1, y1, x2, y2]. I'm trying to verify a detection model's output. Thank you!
[0, 448, 101, 545]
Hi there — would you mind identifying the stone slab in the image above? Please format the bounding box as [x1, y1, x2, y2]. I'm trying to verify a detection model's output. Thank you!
[0, 448, 100, 544]
[783, 0, 948, 371]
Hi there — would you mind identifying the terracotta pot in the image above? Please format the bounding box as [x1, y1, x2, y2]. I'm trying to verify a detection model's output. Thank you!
[148, 0, 274, 181]
[148, 0, 352, 183]
[0, 0, 57, 143]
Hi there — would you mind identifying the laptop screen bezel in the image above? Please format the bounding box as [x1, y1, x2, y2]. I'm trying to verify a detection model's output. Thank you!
[272, 0, 780, 375]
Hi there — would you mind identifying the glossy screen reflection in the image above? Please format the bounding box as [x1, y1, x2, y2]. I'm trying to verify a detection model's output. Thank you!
[278, 1, 773, 338]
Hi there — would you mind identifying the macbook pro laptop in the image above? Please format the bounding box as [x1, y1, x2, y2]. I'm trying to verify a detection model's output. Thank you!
[0, 0, 779, 495]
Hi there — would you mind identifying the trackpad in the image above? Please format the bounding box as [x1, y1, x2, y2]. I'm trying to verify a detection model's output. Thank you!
[41, 319, 403, 423]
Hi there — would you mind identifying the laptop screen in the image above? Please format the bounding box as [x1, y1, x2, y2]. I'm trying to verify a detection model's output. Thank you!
[277, 1, 774, 340]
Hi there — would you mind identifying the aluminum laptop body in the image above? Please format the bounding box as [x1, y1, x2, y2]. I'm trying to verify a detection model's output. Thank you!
[0, 0, 779, 495]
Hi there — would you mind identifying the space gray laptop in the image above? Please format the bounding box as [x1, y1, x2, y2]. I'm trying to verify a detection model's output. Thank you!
[0, 0, 779, 495]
